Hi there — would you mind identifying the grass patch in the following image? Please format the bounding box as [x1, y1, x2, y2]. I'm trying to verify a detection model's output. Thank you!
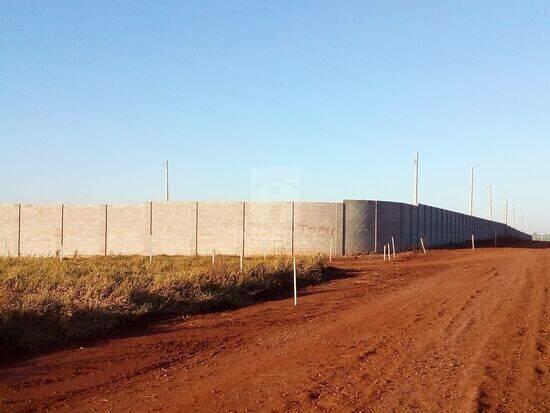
[0, 255, 325, 354]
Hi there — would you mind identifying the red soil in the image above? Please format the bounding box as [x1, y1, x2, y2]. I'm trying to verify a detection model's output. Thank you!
[1, 247, 549, 412]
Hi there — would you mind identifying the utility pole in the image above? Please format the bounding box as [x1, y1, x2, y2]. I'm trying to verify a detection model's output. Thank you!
[505, 197, 509, 225]
[469, 167, 474, 216]
[413, 152, 420, 206]
[163, 160, 170, 202]
[522, 210, 524, 232]
[489, 184, 493, 221]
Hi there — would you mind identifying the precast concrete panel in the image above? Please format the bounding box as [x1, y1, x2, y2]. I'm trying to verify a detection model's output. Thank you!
[425, 206, 433, 247]
[294, 202, 339, 255]
[376, 202, 403, 252]
[106, 204, 149, 255]
[400, 203, 413, 251]
[152, 202, 197, 255]
[20, 204, 62, 256]
[197, 202, 243, 255]
[244, 202, 292, 256]
[0, 204, 19, 256]
[63, 205, 106, 256]
[343, 200, 373, 254]
[411, 204, 419, 248]
[420, 205, 427, 243]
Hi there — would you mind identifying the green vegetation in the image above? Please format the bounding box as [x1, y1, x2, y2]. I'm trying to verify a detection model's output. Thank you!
[0, 255, 325, 354]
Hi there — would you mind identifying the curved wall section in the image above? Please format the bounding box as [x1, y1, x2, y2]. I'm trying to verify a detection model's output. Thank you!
[343, 200, 373, 254]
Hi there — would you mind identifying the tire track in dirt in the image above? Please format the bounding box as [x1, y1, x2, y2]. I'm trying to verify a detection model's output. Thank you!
[0, 248, 548, 412]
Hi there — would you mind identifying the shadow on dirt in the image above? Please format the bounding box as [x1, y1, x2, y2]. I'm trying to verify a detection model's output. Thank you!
[0, 264, 362, 366]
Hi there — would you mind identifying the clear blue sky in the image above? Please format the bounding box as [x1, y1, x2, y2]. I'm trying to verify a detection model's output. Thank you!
[1, 1, 549, 233]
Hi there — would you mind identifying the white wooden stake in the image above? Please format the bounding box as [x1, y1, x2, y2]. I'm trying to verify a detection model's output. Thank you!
[387, 244, 391, 261]
[391, 236, 396, 259]
[329, 238, 333, 262]
[212, 250, 216, 265]
[384, 244, 387, 261]
[420, 237, 427, 255]
[471, 234, 475, 250]
[293, 257, 297, 306]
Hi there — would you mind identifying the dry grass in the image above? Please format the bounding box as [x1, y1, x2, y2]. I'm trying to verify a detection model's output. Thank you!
[0, 255, 325, 354]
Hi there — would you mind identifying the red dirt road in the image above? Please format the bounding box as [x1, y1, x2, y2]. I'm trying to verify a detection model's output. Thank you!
[1, 248, 549, 412]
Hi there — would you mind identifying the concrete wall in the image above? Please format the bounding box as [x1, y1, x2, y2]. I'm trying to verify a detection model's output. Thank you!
[343, 200, 530, 254]
[197, 202, 244, 255]
[152, 202, 197, 255]
[63, 205, 106, 256]
[0, 204, 19, 256]
[20, 204, 62, 256]
[244, 202, 292, 256]
[106, 204, 149, 255]
[343, 200, 374, 254]
[0, 200, 531, 257]
[375, 201, 403, 251]
[293, 202, 341, 255]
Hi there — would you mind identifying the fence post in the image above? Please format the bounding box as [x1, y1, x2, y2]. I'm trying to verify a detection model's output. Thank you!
[195, 202, 199, 255]
[291, 202, 295, 256]
[17, 204, 21, 257]
[374, 201, 378, 253]
[149, 201, 153, 262]
[104, 204, 108, 256]
[242, 201, 246, 262]
[293, 256, 297, 306]
[60, 204, 64, 261]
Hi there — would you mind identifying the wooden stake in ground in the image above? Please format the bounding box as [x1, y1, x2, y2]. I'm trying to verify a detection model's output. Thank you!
[329, 238, 333, 262]
[293, 257, 297, 306]
[471, 234, 475, 250]
[384, 244, 387, 261]
[391, 236, 396, 259]
[387, 244, 391, 261]
[420, 237, 427, 255]
[212, 250, 216, 265]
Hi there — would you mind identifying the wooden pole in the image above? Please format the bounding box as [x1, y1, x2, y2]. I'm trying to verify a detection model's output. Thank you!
[391, 236, 396, 259]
